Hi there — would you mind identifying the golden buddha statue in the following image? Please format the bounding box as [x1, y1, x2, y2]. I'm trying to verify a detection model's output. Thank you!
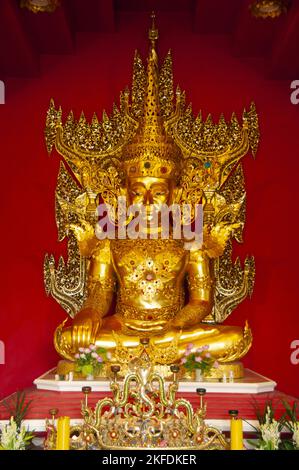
[44, 15, 259, 377]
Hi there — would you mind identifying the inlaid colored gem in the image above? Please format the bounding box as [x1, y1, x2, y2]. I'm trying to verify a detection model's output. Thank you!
[144, 161, 151, 169]
[204, 161, 211, 169]
[146, 273, 154, 281]
[160, 166, 167, 174]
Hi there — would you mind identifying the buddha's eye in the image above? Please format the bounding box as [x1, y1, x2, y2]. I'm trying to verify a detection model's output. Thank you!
[155, 190, 168, 197]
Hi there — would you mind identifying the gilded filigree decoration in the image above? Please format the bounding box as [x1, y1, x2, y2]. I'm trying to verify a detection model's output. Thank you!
[20, 0, 60, 14]
[131, 52, 147, 119]
[44, 235, 87, 318]
[115, 302, 182, 323]
[82, 347, 228, 450]
[45, 49, 259, 193]
[212, 241, 255, 324]
[217, 322, 253, 362]
[55, 162, 84, 241]
[45, 348, 229, 450]
[250, 0, 288, 18]
[113, 332, 181, 366]
[159, 51, 174, 118]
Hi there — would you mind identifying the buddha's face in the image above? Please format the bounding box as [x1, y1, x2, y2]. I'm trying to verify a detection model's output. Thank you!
[127, 176, 174, 222]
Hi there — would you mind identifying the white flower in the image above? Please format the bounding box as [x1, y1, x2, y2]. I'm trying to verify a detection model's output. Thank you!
[291, 421, 299, 449]
[91, 352, 98, 358]
[84, 348, 90, 354]
[259, 407, 280, 450]
[80, 353, 86, 359]
[89, 344, 97, 351]
[0, 417, 27, 450]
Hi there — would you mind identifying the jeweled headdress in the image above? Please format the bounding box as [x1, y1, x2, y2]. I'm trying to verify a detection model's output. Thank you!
[45, 13, 258, 192]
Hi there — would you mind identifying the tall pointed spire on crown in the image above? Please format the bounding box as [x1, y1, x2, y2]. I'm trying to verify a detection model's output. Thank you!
[140, 11, 164, 140]
[144, 11, 160, 120]
[122, 12, 182, 180]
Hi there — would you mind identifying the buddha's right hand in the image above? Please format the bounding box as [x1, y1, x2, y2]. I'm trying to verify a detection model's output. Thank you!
[71, 309, 102, 350]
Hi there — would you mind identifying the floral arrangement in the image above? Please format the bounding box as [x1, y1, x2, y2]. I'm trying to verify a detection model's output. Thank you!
[247, 399, 299, 450]
[75, 344, 110, 378]
[281, 400, 299, 450]
[180, 343, 219, 376]
[1, 390, 34, 450]
[0, 417, 34, 450]
[259, 407, 281, 450]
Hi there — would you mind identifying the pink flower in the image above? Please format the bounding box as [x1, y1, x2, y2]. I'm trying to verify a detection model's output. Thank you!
[89, 344, 97, 351]
[205, 352, 211, 358]
[84, 348, 90, 354]
[203, 345, 209, 351]
[97, 356, 103, 363]
[181, 357, 187, 364]
[195, 357, 202, 363]
[196, 347, 204, 353]
[74, 353, 80, 359]
[91, 352, 98, 358]
[186, 343, 194, 351]
[79, 347, 84, 353]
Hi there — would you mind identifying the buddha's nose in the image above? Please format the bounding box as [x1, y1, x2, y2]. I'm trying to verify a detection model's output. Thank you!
[144, 190, 153, 205]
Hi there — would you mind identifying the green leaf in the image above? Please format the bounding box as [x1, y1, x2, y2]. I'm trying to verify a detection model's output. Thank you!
[2, 391, 33, 429]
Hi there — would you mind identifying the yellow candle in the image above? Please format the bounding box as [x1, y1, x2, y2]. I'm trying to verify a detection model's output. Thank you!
[56, 416, 70, 450]
[230, 418, 243, 450]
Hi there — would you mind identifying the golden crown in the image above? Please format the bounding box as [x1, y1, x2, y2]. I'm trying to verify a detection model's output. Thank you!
[45, 13, 259, 193]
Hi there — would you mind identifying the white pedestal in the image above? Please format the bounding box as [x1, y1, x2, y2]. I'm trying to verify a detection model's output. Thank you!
[34, 368, 276, 394]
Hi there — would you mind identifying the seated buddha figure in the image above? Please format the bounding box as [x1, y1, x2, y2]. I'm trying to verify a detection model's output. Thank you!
[52, 39, 253, 377]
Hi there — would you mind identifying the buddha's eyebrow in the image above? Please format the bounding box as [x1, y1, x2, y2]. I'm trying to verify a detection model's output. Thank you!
[151, 184, 168, 189]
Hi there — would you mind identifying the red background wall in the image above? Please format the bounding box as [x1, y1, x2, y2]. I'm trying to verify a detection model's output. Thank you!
[0, 9, 299, 399]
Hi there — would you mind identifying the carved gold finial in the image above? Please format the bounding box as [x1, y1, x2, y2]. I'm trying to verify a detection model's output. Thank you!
[122, 10, 182, 180]
[149, 11, 158, 49]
